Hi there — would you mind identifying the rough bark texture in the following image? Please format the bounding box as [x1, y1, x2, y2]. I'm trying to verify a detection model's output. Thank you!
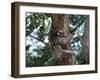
[82, 16, 89, 64]
[49, 14, 73, 65]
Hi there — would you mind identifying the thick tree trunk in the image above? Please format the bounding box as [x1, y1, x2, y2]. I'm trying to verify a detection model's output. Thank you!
[82, 16, 89, 64]
[49, 14, 73, 65]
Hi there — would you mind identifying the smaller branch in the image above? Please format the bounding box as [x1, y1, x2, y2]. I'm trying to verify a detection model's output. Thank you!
[62, 50, 75, 56]
[30, 35, 49, 46]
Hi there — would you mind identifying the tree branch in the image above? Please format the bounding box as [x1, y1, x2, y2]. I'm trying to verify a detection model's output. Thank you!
[30, 35, 49, 46]
[62, 50, 75, 56]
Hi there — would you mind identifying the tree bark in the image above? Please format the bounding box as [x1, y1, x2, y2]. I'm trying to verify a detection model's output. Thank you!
[82, 16, 89, 64]
[49, 14, 73, 65]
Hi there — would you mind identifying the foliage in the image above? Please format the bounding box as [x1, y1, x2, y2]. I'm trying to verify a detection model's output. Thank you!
[26, 46, 55, 67]
[69, 15, 86, 33]
[69, 15, 86, 64]
[26, 12, 55, 67]
[26, 13, 51, 38]
[76, 49, 84, 64]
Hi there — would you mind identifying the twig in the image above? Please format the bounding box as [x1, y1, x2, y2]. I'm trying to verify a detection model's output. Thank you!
[30, 35, 49, 46]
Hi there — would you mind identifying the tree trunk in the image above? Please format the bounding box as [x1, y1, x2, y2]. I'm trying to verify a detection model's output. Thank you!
[49, 14, 73, 65]
[82, 16, 89, 64]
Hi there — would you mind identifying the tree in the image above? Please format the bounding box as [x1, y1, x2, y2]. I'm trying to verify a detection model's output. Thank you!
[49, 14, 74, 65]
[25, 12, 89, 67]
